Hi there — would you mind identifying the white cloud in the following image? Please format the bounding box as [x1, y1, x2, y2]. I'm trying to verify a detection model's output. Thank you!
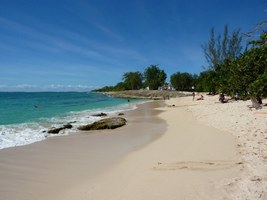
[0, 16, 147, 70]
[42, 84, 96, 91]
[16, 84, 38, 89]
[92, 22, 124, 42]
[0, 17, 101, 58]
[0, 84, 97, 92]
[61, 29, 146, 63]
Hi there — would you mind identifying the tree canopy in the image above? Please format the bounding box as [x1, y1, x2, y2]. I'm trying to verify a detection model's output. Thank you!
[197, 31, 267, 102]
[144, 65, 167, 90]
[170, 72, 195, 91]
[201, 25, 243, 70]
[123, 71, 143, 90]
[93, 65, 167, 92]
[93, 26, 267, 104]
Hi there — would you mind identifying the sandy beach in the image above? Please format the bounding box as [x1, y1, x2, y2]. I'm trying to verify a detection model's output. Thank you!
[0, 95, 266, 199]
[0, 101, 165, 200]
[186, 94, 267, 200]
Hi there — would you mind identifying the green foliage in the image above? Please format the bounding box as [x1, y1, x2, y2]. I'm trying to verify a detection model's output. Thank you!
[93, 86, 115, 92]
[248, 72, 267, 98]
[228, 46, 266, 97]
[114, 82, 127, 91]
[122, 71, 143, 90]
[144, 65, 167, 90]
[170, 72, 195, 91]
[197, 32, 267, 99]
[94, 30, 266, 101]
[249, 32, 267, 47]
[93, 82, 127, 92]
[195, 70, 218, 93]
[197, 25, 266, 101]
[202, 25, 242, 70]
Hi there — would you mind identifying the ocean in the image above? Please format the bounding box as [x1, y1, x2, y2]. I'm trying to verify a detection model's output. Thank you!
[0, 92, 143, 149]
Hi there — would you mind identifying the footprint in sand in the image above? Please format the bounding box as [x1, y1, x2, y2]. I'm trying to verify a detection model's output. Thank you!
[153, 160, 243, 171]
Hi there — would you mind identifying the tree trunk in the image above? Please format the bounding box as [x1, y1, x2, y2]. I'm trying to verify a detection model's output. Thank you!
[251, 97, 262, 110]
[256, 96, 262, 104]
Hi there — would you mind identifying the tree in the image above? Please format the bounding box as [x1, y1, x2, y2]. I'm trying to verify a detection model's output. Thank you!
[202, 25, 242, 70]
[248, 72, 267, 99]
[114, 82, 127, 91]
[144, 65, 166, 90]
[122, 71, 143, 90]
[231, 35, 267, 100]
[170, 72, 194, 91]
[213, 32, 267, 103]
[195, 70, 218, 93]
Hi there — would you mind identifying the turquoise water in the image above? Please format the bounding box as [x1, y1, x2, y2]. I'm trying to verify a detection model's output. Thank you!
[0, 92, 143, 149]
[0, 92, 132, 125]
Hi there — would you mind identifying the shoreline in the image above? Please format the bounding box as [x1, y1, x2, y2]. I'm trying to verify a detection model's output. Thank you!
[74, 97, 241, 200]
[0, 96, 147, 150]
[1, 95, 264, 199]
[0, 101, 166, 200]
[101, 90, 190, 99]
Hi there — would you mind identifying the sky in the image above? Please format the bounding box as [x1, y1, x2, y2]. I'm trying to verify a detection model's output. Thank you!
[0, 0, 266, 92]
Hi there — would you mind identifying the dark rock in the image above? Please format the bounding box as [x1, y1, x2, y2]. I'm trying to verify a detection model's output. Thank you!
[48, 123, 73, 134]
[63, 123, 73, 129]
[78, 117, 127, 131]
[92, 112, 108, 117]
[48, 127, 64, 134]
[118, 113, 124, 116]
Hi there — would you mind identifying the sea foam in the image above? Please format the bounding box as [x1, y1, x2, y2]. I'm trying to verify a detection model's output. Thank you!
[0, 101, 142, 149]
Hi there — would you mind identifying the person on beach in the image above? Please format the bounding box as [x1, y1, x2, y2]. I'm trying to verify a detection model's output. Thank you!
[196, 94, 204, 101]
[219, 93, 227, 103]
[234, 93, 240, 101]
[192, 92, 195, 100]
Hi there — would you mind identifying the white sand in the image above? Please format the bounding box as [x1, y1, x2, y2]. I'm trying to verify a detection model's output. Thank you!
[183, 94, 267, 199]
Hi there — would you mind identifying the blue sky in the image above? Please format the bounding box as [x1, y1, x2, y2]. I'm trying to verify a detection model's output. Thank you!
[0, 0, 266, 91]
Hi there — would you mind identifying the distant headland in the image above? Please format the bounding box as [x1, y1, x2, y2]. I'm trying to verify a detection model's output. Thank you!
[100, 90, 190, 100]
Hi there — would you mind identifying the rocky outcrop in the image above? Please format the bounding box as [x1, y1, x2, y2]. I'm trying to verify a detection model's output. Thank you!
[48, 123, 73, 134]
[103, 90, 189, 99]
[78, 117, 127, 131]
[92, 112, 108, 117]
[63, 123, 73, 129]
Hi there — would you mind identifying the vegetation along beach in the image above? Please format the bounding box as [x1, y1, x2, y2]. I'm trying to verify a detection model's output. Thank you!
[0, 1, 266, 199]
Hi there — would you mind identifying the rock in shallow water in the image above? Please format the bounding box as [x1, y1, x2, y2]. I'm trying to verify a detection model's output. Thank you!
[47, 123, 73, 134]
[92, 112, 108, 117]
[63, 123, 73, 129]
[78, 117, 127, 131]
[48, 127, 64, 134]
